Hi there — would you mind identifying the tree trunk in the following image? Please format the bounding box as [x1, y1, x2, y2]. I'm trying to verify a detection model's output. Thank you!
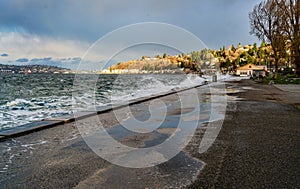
[294, 44, 300, 77]
[274, 57, 279, 79]
[295, 0, 300, 77]
[296, 56, 300, 77]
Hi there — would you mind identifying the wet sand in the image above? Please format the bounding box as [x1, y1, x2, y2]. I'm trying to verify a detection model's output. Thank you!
[0, 79, 299, 188]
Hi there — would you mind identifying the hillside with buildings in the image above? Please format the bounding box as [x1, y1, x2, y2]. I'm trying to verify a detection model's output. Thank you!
[0, 64, 71, 74]
[102, 42, 295, 77]
[212, 42, 291, 74]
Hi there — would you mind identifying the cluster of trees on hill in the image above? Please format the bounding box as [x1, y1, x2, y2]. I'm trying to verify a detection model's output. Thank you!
[210, 42, 291, 73]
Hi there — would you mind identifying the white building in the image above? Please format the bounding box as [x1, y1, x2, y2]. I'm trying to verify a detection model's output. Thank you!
[236, 63, 267, 77]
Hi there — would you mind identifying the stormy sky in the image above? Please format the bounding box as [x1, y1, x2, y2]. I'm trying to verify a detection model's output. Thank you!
[0, 0, 261, 70]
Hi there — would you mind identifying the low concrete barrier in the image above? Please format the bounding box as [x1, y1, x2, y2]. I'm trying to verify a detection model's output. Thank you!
[0, 120, 64, 138]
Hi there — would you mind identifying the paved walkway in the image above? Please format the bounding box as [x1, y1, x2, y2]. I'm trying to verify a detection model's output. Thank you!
[274, 84, 300, 93]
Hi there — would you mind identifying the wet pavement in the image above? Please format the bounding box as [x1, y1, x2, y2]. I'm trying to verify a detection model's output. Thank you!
[274, 84, 300, 93]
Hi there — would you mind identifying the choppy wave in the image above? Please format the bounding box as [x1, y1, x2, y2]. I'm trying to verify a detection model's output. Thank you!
[0, 96, 73, 129]
[0, 73, 229, 130]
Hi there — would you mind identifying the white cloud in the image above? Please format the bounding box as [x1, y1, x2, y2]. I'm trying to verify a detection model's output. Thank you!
[0, 32, 90, 60]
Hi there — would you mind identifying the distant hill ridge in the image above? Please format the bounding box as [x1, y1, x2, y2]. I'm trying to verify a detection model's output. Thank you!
[0, 63, 70, 74]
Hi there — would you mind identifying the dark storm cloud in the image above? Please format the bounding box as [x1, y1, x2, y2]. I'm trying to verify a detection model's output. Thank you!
[31, 57, 52, 61]
[28, 57, 81, 69]
[16, 58, 29, 62]
[72, 57, 81, 61]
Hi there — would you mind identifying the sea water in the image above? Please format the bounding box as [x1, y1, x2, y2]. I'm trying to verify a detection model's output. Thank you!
[0, 73, 206, 130]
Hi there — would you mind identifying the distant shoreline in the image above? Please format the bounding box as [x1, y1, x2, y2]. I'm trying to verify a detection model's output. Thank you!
[0, 63, 70, 74]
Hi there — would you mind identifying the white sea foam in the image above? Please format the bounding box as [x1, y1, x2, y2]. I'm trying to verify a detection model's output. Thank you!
[0, 96, 73, 129]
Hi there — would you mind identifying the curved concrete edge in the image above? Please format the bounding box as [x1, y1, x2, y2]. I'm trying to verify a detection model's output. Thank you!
[0, 120, 64, 139]
[0, 83, 207, 141]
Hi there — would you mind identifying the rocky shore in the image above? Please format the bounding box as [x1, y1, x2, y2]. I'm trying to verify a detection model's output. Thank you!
[0, 79, 299, 188]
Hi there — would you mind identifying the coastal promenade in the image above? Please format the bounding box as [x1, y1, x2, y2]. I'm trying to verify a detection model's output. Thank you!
[0, 79, 299, 188]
